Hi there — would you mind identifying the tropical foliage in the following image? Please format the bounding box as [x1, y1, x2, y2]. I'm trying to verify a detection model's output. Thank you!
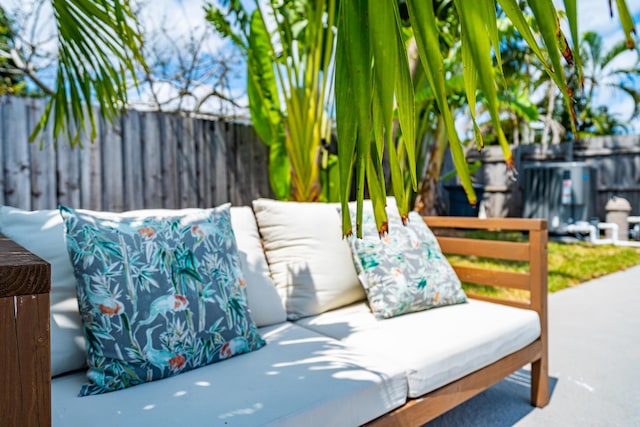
[0, 7, 30, 96]
[46, 0, 145, 144]
[335, 0, 637, 237]
[206, 0, 337, 201]
[2, 0, 637, 236]
[548, 31, 640, 137]
[1, 0, 146, 145]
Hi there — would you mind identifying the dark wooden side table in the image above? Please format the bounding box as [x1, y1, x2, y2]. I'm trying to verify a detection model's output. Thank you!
[0, 234, 51, 427]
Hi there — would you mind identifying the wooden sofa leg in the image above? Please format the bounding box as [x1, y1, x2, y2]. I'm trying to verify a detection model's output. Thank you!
[530, 357, 549, 407]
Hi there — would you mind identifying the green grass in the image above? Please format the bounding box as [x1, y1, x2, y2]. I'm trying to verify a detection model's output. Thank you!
[447, 231, 640, 300]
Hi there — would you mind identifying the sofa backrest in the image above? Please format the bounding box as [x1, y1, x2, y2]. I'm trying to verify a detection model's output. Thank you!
[0, 205, 288, 377]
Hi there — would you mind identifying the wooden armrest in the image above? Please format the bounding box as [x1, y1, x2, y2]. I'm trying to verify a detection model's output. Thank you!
[426, 216, 549, 408]
[0, 234, 51, 427]
[424, 216, 548, 312]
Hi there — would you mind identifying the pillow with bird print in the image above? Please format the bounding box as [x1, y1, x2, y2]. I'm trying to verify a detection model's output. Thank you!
[60, 204, 265, 396]
[348, 202, 467, 319]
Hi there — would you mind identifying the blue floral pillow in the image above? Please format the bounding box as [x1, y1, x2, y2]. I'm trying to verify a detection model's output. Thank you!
[348, 204, 467, 319]
[60, 204, 265, 396]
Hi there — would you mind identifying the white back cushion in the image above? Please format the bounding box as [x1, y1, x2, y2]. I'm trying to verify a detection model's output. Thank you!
[252, 199, 365, 320]
[0, 205, 285, 377]
[229, 206, 286, 326]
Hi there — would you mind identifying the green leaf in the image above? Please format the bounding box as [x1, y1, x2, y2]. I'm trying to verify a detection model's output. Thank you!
[337, 0, 372, 235]
[615, 0, 637, 49]
[393, 6, 417, 192]
[480, 0, 504, 78]
[335, 3, 357, 236]
[247, 10, 282, 148]
[461, 35, 484, 151]
[246, 9, 290, 200]
[528, 0, 577, 135]
[268, 140, 292, 201]
[563, 0, 583, 86]
[366, 152, 389, 235]
[497, 0, 552, 74]
[369, 0, 397, 162]
[32, 0, 144, 145]
[454, 0, 511, 167]
[497, 92, 539, 121]
[387, 135, 407, 223]
[407, 0, 476, 206]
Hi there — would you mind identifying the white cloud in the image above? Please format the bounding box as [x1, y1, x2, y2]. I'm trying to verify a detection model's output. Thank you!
[136, 0, 226, 54]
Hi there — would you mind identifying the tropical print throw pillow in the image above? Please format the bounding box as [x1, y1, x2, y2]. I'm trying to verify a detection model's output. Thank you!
[348, 205, 467, 319]
[60, 204, 265, 396]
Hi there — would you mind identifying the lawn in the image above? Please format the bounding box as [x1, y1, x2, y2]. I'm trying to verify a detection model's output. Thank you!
[447, 231, 640, 301]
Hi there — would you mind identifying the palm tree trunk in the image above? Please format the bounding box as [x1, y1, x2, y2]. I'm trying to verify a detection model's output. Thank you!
[541, 84, 556, 150]
[414, 118, 448, 216]
[407, 36, 446, 216]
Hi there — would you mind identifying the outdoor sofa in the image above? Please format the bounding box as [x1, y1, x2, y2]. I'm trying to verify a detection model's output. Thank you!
[0, 199, 549, 426]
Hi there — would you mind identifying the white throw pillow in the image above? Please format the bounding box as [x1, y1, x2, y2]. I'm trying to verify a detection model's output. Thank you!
[0, 205, 286, 377]
[230, 206, 287, 326]
[252, 199, 365, 320]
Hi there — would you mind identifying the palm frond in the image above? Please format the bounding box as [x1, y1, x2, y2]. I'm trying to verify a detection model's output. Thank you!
[31, 0, 144, 145]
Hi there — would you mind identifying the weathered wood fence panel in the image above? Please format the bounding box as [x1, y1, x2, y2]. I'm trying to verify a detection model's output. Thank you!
[573, 137, 640, 219]
[0, 96, 272, 212]
[3, 97, 31, 210]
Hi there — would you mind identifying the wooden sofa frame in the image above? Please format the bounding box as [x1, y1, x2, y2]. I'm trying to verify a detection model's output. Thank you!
[0, 216, 547, 427]
[367, 217, 549, 426]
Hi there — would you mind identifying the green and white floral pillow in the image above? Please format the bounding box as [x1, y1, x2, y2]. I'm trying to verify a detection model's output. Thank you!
[60, 204, 265, 396]
[348, 204, 467, 319]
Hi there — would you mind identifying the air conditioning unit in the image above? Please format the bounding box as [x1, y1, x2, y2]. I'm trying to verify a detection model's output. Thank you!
[523, 162, 598, 234]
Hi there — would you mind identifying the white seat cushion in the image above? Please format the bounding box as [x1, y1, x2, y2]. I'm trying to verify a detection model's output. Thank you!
[52, 322, 407, 427]
[295, 299, 541, 398]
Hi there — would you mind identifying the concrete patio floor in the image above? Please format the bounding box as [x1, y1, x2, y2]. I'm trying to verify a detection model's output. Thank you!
[427, 264, 640, 427]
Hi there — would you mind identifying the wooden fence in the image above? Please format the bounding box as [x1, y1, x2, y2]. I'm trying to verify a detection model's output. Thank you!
[3, 95, 639, 220]
[0, 96, 272, 212]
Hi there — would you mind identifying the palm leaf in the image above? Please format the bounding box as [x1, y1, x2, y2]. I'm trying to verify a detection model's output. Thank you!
[369, 0, 396, 163]
[247, 10, 290, 199]
[615, 0, 637, 49]
[336, 0, 371, 236]
[528, 0, 577, 135]
[454, 0, 512, 169]
[563, 0, 583, 87]
[461, 34, 484, 151]
[32, 0, 144, 145]
[393, 5, 417, 197]
[335, 11, 357, 236]
[407, 0, 476, 206]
